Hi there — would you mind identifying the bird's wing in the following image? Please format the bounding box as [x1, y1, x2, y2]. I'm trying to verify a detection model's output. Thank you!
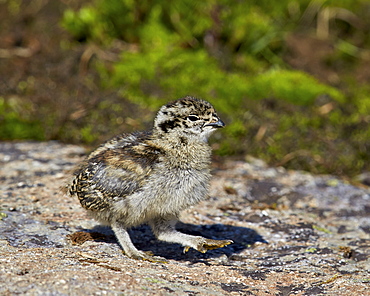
[72, 133, 162, 211]
[90, 147, 156, 198]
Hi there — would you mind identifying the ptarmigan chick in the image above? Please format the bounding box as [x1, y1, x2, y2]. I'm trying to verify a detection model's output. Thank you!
[69, 96, 233, 261]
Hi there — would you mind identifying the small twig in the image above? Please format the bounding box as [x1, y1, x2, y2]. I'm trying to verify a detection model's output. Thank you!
[276, 149, 322, 167]
[78, 258, 123, 271]
[313, 274, 341, 286]
[0, 39, 40, 58]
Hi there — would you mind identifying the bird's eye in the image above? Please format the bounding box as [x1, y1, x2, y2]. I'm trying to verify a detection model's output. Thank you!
[187, 115, 199, 121]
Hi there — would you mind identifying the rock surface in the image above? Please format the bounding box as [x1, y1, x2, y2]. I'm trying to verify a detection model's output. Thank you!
[0, 141, 369, 295]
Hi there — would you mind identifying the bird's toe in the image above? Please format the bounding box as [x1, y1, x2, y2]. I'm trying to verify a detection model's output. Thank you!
[196, 238, 233, 253]
[124, 250, 168, 263]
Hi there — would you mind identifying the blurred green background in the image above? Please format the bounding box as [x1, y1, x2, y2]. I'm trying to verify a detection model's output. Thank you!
[0, 0, 369, 177]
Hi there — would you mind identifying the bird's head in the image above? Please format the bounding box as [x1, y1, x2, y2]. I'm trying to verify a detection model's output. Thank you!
[154, 96, 225, 142]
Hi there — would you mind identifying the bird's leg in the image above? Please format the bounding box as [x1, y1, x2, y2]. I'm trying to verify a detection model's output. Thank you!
[111, 221, 166, 263]
[149, 217, 233, 254]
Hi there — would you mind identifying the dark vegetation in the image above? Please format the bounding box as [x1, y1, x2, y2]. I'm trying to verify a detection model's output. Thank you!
[0, 0, 369, 177]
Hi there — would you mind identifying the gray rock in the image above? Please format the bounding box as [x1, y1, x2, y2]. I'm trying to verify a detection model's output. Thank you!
[1, 142, 369, 295]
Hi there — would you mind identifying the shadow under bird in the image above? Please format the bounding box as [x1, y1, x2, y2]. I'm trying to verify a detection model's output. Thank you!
[69, 96, 233, 261]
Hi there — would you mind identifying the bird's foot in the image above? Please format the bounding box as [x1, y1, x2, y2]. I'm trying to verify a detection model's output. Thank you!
[183, 238, 233, 253]
[123, 250, 168, 263]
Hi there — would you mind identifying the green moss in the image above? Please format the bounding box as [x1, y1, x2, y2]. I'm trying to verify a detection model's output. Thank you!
[305, 247, 317, 253]
[247, 70, 345, 105]
[0, 97, 45, 141]
[80, 125, 99, 144]
[3, 0, 366, 178]
[313, 225, 332, 234]
[78, 0, 363, 176]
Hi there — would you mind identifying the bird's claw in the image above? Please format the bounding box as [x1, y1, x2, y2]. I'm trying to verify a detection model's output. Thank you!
[197, 238, 233, 253]
[183, 246, 191, 253]
[183, 239, 233, 254]
[123, 250, 168, 263]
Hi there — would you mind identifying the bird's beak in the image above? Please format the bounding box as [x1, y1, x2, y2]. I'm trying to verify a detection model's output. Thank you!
[204, 118, 225, 128]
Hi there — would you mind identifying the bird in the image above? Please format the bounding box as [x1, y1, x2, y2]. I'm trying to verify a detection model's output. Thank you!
[68, 96, 233, 261]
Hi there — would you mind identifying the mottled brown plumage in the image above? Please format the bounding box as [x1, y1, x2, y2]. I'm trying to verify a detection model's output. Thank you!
[69, 96, 232, 261]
